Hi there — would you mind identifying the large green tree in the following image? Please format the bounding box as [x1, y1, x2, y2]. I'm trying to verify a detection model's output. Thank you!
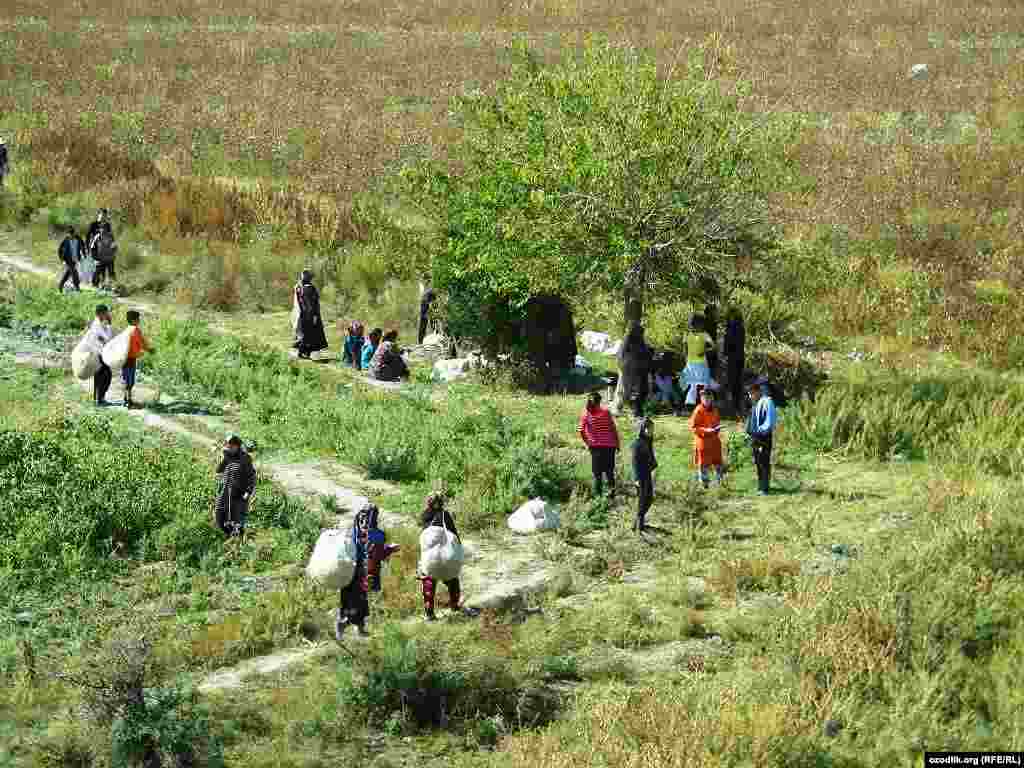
[397, 39, 797, 341]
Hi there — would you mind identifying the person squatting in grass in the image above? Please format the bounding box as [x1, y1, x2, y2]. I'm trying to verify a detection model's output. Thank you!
[631, 416, 657, 532]
[341, 320, 365, 369]
[690, 388, 724, 487]
[335, 502, 400, 640]
[746, 377, 777, 495]
[58, 226, 85, 293]
[86, 304, 114, 406]
[121, 309, 150, 408]
[361, 327, 382, 371]
[418, 493, 461, 621]
[215, 435, 256, 538]
[579, 391, 621, 497]
[368, 329, 410, 382]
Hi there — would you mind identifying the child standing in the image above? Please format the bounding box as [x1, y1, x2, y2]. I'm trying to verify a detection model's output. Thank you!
[631, 417, 658, 532]
[579, 392, 621, 497]
[690, 388, 724, 487]
[122, 310, 150, 408]
[336, 503, 400, 640]
[745, 378, 777, 495]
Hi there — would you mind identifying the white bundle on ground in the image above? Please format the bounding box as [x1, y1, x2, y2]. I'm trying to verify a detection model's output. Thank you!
[79, 257, 96, 285]
[507, 498, 560, 534]
[71, 337, 101, 380]
[101, 328, 133, 370]
[305, 528, 357, 590]
[433, 358, 471, 383]
[419, 523, 464, 581]
[580, 331, 611, 353]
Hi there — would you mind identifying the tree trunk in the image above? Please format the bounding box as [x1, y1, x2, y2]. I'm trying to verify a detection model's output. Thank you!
[612, 268, 645, 415]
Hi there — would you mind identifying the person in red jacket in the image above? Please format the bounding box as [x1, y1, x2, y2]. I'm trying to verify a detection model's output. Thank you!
[579, 391, 621, 497]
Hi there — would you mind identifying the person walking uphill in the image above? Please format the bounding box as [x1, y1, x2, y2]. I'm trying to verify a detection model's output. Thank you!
[293, 269, 328, 359]
[336, 502, 400, 640]
[690, 388, 724, 487]
[579, 391, 620, 497]
[746, 378, 777, 495]
[215, 436, 256, 538]
[85, 304, 114, 406]
[418, 493, 461, 621]
[121, 310, 150, 408]
[631, 417, 657, 532]
[0, 137, 9, 189]
[58, 226, 85, 293]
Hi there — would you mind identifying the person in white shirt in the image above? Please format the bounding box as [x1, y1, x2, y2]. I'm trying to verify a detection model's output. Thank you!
[86, 304, 115, 406]
[745, 377, 777, 495]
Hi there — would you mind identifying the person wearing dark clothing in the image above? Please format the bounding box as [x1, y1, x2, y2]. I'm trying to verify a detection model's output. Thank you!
[215, 436, 256, 537]
[368, 330, 409, 382]
[418, 493, 461, 621]
[85, 304, 114, 406]
[578, 392, 621, 496]
[724, 307, 746, 414]
[418, 287, 435, 345]
[58, 227, 85, 292]
[336, 503, 400, 640]
[704, 304, 720, 379]
[631, 417, 658, 532]
[745, 379, 777, 495]
[293, 269, 328, 358]
[618, 323, 653, 418]
[0, 138, 9, 188]
[342, 321, 365, 369]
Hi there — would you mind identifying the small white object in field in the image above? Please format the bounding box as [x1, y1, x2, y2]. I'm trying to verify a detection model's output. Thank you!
[433, 358, 471, 383]
[507, 498, 560, 534]
[580, 330, 611, 353]
[910, 63, 929, 80]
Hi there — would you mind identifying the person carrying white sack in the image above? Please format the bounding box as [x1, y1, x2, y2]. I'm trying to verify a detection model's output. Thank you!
[85, 304, 115, 406]
[417, 492, 462, 621]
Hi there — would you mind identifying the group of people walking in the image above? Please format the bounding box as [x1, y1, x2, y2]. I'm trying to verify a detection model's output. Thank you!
[57, 209, 118, 292]
[291, 269, 411, 383]
[580, 370, 778, 530]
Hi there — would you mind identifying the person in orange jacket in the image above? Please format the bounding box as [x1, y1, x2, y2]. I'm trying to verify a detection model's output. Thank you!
[689, 388, 724, 487]
[122, 309, 151, 408]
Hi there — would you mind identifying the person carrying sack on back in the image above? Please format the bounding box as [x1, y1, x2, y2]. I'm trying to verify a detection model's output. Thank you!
[417, 493, 461, 621]
[121, 310, 150, 408]
[336, 502, 400, 640]
[85, 304, 114, 406]
[57, 226, 85, 293]
[746, 378, 777, 495]
[215, 436, 256, 538]
[579, 391, 620, 497]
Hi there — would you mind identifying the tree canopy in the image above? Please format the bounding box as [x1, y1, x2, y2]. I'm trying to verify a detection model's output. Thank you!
[397, 39, 798, 342]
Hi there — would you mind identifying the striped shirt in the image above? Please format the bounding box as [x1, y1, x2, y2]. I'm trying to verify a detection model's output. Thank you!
[579, 406, 620, 449]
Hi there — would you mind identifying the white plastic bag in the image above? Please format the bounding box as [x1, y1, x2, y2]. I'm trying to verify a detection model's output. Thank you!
[507, 498, 560, 534]
[71, 337, 101, 380]
[305, 529, 357, 590]
[580, 331, 611, 353]
[418, 519, 464, 582]
[101, 328, 133, 370]
[78, 256, 96, 286]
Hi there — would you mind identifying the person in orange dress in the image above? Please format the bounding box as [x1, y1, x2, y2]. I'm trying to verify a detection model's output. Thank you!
[689, 388, 724, 487]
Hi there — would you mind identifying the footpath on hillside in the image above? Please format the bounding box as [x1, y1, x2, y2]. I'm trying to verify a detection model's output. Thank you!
[0, 239, 922, 701]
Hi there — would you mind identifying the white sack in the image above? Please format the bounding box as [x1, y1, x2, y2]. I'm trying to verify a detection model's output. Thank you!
[305, 529, 357, 590]
[507, 498, 560, 534]
[580, 331, 611, 353]
[71, 338, 101, 380]
[101, 328, 134, 370]
[419, 524, 464, 582]
[606, 340, 622, 357]
[433, 358, 471, 383]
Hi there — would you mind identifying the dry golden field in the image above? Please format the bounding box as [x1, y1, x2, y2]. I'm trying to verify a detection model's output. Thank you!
[1, 0, 1023, 359]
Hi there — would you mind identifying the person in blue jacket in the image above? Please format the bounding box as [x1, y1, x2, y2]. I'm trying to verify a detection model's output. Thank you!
[745, 377, 777, 495]
[361, 327, 382, 371]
